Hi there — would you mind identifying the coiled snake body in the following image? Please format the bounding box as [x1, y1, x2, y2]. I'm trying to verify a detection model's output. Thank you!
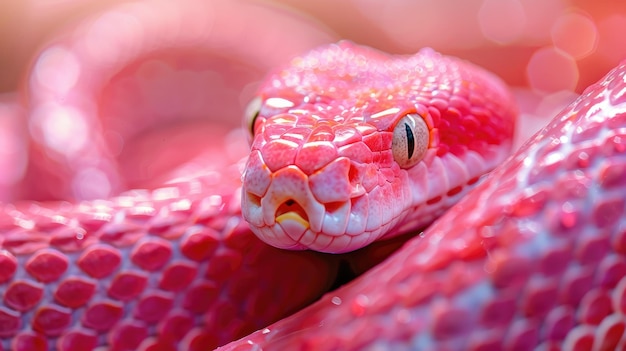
[1, 30, 626, 351]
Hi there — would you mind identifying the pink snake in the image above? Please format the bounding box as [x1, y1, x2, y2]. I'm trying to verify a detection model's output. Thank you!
[1, 4, 626, 351]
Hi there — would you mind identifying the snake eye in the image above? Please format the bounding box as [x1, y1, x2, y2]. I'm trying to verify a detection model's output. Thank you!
[392, 113, 429, 168]
[244, 96, 263, 138]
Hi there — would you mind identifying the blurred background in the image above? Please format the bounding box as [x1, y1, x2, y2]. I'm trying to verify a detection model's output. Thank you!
[0, 0, 625, 202]
[3, 0, 625, 92]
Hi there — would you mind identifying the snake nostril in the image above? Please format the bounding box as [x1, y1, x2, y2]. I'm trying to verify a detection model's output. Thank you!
[348, 164, 359, 184]
[276, 199, 308, 222]
[246, 192, 261, 207]
[348, 163, 367, 197]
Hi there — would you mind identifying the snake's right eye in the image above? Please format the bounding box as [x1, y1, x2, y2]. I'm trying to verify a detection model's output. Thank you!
[392, 113, 430, 169]
[245, 96, 263, 138]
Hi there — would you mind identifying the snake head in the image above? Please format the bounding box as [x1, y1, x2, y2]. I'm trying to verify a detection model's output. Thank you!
[241, 42, 517, 253]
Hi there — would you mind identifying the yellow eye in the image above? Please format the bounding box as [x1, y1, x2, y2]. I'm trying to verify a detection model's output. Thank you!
[244, 96, 263, 138]
[392, 113, 429, 168]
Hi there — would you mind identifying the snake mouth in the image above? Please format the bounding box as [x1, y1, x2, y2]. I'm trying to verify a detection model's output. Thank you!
[275, 199, 309, 226]
[275, 199, 312, 242]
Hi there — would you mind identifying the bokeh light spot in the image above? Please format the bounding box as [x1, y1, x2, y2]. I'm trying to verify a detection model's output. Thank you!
[33, 46, 80, 94]
[551, 11, 597, 59]
[526, 47, 578, 93]
[478, 0, 526, 44]
[31, 103, 89, 157]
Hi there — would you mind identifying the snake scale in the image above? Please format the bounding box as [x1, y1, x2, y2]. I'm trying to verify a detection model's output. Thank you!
[1, 3, 626, 351]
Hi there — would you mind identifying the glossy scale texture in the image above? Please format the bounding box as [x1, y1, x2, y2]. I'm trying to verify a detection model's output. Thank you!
[242, 42, 516, 253]
[0, 166, 338, 351]
[221, 61, 626, 350]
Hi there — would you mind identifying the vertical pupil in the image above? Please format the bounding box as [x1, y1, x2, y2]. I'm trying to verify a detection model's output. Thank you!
[250, 111, 260, 135]
[405, 122, 415, 159]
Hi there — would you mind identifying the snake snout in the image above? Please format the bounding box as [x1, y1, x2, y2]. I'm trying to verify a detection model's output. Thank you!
[242, 145, 366, 252]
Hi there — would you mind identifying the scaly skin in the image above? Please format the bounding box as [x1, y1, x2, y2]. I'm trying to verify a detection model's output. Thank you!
[0, 165, 339, 351]
[221, 61, 626, 350]
[242, 42, 516, 253]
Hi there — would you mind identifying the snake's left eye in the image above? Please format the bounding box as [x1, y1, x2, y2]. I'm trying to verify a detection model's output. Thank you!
[392, 113, 429, 169]
[244, 96, 263, 138]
